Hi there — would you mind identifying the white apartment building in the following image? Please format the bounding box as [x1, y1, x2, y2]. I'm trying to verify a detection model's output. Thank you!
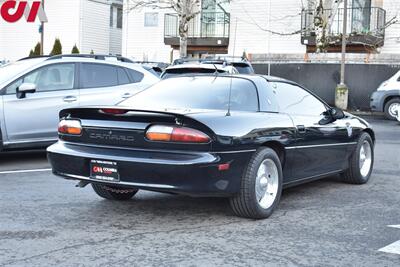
[122, 0, 400, 63]
[0, 0, 123, 61]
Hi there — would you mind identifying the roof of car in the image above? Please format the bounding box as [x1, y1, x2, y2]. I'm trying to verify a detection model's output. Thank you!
[162, 73, 297, 85]
[14, 54, 157, 73]
[165, 63, 232, 71]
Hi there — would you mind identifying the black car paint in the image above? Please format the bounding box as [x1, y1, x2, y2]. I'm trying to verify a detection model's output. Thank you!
[47, 75, 374, 196]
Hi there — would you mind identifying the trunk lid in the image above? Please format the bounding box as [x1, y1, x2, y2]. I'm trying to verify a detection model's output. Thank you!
[59, 107, 217, 151]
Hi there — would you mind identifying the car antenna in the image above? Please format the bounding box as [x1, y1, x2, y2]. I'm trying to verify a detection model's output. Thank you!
[213, 63, 219, 76]
[226, 75, 233, 117]
[226, 18, 238, 117]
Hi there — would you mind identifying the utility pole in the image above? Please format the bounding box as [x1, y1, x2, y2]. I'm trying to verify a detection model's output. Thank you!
[335, 0, 349, 110]
[40, 0, 45, 55]
[340, 0, 347, 86]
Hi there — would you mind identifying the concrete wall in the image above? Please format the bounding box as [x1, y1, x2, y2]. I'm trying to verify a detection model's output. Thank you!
[253, 63, 400, 110]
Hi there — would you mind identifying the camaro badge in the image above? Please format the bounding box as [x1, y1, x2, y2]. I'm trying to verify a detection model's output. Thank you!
[346, 123, 353, 137]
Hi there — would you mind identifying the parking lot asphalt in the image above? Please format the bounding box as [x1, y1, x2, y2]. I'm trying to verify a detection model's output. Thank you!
[0, 116, 399, 267]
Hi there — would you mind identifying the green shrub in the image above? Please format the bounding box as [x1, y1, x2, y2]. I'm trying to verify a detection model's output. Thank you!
[50, 38, 62, 55]
[71, 44, 80, 54]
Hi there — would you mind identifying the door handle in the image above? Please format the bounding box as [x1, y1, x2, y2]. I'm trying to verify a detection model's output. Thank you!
[63, 96, 77, 103]
[121, 92, 133, 99]
[296, 125, 306, 133]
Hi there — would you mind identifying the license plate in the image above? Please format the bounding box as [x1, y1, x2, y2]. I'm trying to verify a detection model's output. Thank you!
[90, 160, 120, 182]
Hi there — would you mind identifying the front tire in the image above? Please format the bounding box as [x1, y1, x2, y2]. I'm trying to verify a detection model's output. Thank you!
[341, 132, 374, 184]
[92, 183, 138, 200]
[230, 147, 283, 219]
[384, 98, 400, 121]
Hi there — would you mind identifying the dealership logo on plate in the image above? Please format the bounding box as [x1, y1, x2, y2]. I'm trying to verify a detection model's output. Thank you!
[0, 0, 48, 23]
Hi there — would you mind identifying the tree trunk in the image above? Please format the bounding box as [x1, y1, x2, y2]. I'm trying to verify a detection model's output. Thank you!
[179, 33, 188, 58]
[179, 16, 189, 58]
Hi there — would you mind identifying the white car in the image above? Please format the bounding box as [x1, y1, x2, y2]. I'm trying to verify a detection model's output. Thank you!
[0, 54, 159, 150]
[370, 70, 400, 120]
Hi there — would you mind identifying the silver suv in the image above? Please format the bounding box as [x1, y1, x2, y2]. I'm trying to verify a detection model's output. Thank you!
[0, 54, 159, 150]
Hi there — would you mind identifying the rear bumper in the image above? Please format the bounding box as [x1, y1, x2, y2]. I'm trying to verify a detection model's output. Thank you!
[47, 142, 254, 196]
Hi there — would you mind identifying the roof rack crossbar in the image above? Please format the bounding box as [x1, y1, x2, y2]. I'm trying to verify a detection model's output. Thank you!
[172, 56, 249, 66]
[18, 55, 50, 61]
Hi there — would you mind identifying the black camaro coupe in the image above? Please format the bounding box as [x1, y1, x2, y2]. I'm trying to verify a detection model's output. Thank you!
[48, 75, 375, 219]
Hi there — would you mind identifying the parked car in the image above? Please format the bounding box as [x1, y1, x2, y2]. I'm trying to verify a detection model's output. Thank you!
[131, 61, 170, 77]
[370, 70, 400, 120]
[0, 54, 159, 150]
[161, 63, 238, 79]
[173, 56, 255, 74]
[48, 74, 375, 219]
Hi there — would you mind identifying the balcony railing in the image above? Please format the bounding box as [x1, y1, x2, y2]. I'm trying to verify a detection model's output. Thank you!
[301, 7, 386, 51]
[164, 12, 230, 40]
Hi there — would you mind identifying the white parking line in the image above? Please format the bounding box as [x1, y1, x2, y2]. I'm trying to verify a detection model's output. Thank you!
[379, 225, 400, 255]
[0, 168, 52, 175]
[379, 241, 400, 255]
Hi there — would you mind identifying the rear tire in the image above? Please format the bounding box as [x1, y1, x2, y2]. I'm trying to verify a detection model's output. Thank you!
[92, 183, 138, 201]
[230, 147, 283, 219]
[384, 98, 400, 121]
[341, 132, 374, 184]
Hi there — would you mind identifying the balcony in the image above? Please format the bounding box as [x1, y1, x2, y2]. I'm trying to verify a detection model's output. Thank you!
[301, 7, 386, 53]
[164, 12, 230, 54]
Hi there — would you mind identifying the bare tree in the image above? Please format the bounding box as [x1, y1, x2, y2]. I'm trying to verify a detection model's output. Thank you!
[309, 0, 398, 52]
[127, 0, 201, 58]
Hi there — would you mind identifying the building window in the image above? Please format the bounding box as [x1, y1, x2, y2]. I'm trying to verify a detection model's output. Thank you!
[117, 7, 123, 29]
[351, 0, 372, 33]
[144, 12, 158, 27]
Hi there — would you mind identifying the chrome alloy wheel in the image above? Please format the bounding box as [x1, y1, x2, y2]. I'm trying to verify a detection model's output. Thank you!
[389, 102, 400, 117]
[359, 140, 372, 177]
[255, 159, 279, 209]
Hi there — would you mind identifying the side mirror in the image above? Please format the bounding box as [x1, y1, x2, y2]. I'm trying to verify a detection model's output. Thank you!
[330, 107, 345, 120]
[319, 107, 345, 125]
[17, 83, 36, 99]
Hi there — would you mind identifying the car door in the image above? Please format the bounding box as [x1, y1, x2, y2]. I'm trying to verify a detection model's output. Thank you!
[78, 63, 147, 106]
[2, 63, 78, 143]
[272, 82, 354, 181]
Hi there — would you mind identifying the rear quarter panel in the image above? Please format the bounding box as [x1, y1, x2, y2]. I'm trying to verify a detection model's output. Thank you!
[188, 111, 296, 151]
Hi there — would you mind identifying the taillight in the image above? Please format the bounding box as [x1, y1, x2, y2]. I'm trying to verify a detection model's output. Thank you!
[146, 125, 210, 143]
[58, 119, 82, 135]
[100, 108, 128, 115]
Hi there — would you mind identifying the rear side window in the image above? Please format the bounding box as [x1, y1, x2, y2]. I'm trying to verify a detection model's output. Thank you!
[117, 68, 130, 85]
[126, 68, 144, 83]
[81, 63, 118, 88]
